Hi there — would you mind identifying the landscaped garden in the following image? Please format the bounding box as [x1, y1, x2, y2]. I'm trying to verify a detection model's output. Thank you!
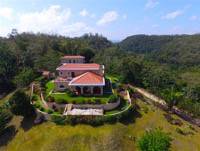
[44, 80, 118, 104]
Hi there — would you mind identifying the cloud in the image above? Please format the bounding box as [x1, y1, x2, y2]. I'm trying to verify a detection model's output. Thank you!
[80, 9, 89, 17]
[14, 5, 92, 36]
[17, 5, 70, 33]
[190, 15, 198, 21]
[79, 9, 95, 18]
[97, 11, 118, 26]
[0, 7, 13, 20]
[145, 0, 159, 9]
[162, 10, 183, 20]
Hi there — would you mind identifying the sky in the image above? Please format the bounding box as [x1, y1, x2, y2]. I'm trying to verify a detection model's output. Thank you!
[0, 0, 200, 40]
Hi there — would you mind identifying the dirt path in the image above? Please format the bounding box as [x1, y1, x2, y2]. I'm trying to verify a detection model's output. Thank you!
[132, 86, 167, 106]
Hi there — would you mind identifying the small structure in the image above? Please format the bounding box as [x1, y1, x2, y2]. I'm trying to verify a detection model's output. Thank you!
[54, 55, 105, 95]
[42, 71, 50, 79]
[60, 55, 85, 64]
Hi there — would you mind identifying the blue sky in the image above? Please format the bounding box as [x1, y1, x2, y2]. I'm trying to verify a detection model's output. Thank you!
[0, 0, 200, 40]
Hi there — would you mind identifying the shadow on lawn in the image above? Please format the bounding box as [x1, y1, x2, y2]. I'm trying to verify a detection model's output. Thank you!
[120, 104, 142, 125]
[20, 114, 37, 132]
[0, 126, 17, 147]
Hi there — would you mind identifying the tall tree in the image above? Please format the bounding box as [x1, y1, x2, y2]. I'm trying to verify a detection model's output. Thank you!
[9, 90, 35, 117]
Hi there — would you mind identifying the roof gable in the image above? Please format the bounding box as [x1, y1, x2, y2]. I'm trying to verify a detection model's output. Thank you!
[69, 72, 105, 86]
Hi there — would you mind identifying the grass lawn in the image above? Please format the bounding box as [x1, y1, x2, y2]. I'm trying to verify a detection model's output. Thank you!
[2, 99, 200, 151]
[104, 99, 130, 115]
[46, 81, 112, 104]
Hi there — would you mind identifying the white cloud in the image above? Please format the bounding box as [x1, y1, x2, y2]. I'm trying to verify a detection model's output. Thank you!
[0, 7, 13, 20]
[17, 5, 70, 33]
[14, 5, 92, 36]
[97, 11, 118, 26]
[190, 15, 198, 21]
[80, 9, 89, 17]
[145, 0, 159, 9]
[162, 10, 183, 20]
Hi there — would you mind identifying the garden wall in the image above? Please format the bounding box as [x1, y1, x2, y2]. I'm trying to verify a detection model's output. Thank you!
[47, 98, 121, 111]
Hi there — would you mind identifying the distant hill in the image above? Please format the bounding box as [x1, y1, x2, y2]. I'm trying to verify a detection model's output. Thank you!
[119, 34, 200, 66]
[119, 35, 175, 53]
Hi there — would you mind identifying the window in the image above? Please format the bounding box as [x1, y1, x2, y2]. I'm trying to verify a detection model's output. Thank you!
[73, 60, 76, 63]
[60, 85, 65, 88]
[69, 60, 71, 63]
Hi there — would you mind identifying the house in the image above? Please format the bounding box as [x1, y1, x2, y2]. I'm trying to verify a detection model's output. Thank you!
[54, 55, 105, 95]
[60, 55, 85, 64]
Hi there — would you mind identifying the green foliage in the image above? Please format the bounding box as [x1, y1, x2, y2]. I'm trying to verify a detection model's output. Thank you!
[0, 106, 13, 134]
[138, 128, 172, 151]
[14, 68, 36, 88]
[108, 94, 118, 103]
[120, 35, 174, 53]
[9, 90, 35, 117]
[0, 44, 17, 93]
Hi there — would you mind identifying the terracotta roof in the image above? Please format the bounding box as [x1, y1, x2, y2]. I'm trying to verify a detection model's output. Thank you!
[56, 63, 100, 71]
[61, 55, 85, 59]
[69, 72, 105, 86]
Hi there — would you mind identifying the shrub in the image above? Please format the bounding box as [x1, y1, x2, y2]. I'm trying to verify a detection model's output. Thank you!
[31, 94, 38, 102]
[94, 99, 101, 104]
[176, 128, 185, 135]
[138, 128, 172, 151]
[9, 90, 35, 117]
[55, 98, 66, 104]
[108, 94, 118, 103]
[46, 96, 55, 102]
[47, 109, 54, 114]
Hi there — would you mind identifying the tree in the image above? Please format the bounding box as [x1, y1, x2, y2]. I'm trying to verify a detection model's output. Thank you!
[138, 128, 172, 151]
[14, 68, 36, 88]
[79, 48, 95, 63]
[119, 56, 142, 85]
[162, 87, 184, 109]
[0, 45, 17, 93]
[9, 90, 35, 117]
[0, 106, 13, 134]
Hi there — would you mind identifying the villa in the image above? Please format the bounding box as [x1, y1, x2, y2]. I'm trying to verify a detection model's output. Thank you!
[54, 55, 105, 95]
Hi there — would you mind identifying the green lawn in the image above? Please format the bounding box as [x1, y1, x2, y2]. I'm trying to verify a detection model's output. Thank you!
[105, 99, 130, 115]
[45, 81, 112, 104]
[2, 100, 200, 151]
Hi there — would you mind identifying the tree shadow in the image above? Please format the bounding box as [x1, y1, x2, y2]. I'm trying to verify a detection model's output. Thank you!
[0, 125, 17, 147]
[20, 114, 37, 132]
[120, 105, 142, 125]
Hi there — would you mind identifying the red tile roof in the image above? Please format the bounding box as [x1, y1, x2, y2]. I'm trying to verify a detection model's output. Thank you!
[56, 63, 100, 71]
[61, 55, 85, 59]
[69, 72, 105, 86]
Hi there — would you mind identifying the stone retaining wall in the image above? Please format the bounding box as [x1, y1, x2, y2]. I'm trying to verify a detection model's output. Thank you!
[47, 98, 120, 111]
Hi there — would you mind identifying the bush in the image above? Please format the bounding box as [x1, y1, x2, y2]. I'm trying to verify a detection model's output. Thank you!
[47, 109, 54, 114]
[31, 94, 38, 102]
[46, 96, 55, 102]
[0, 106, 13, 134]
[138, 128, 172, 151]
[94, 99, 101, 104]
[176, 128, 185, 135]
[9, 90, 35, 117]
[55, 98, 66, 104]
[108, 94, 118, 103]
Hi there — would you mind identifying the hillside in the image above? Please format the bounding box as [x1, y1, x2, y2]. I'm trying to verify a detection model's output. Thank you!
[119, 34, 200, 67]
[1, 100, 200, 151]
